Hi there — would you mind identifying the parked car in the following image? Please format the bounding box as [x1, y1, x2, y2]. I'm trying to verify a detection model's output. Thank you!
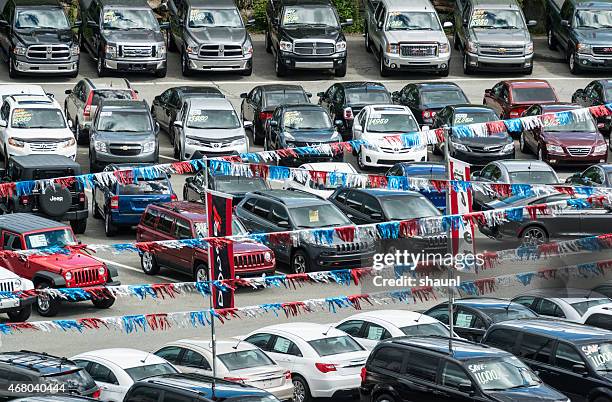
[0, 214, 119, 316]
[547, 0, 612, 74]
[482, 319, 612, 402]
[318, 82, 391, 138]
[0, 95, 77, 166]
[0, 266, 35, 322]
[471, 160, 560, 209]
[520, 103, 607, 165]
[593, 280, 612, 299]
[572, 80, 612, 135]
[89, 100, 159, 172]
[431, 105, 515, 165]
[0, 84, 46, 102]
[283, 162, 357, 199]
[0, 351, 100, 399]
[0, 0, 80, 78]
[360, 336, 568, 402]
[386, 161, 447, 211]
[151, 86, 224, 140]
[136, 201, 276, 281]
[93, 164, 176, 237]
[424, 297, 538, 342]
[244, 322, 369, 402]
[265, 104, 342, 166]
[170, 98, 250, 160]
[240, 84, 311, 145]
[12, 397, 96, 402]
[154, 339, 294, 401]
[0, 155, 89, 234]
[364, 0, 452, 77]
[168, 0, 254, 76]
[392, 82, 470, 128]
[512, 288, 612, 322]
[184, 171, 271, 205]
[80, 0, 169, 77]
[72, 349, 178, 402]
[352, 105, 426, 169]
[123, 373, 281, 402]
[566, 163, 612, 187]
[235, 190, 375, 273]
[334, 310, 452, 350]
[64, 78, 137, 144]
[265, 0, 352, 77]
[582, 304, 612, 331]
[455, 0, 536, 74]
[483, 79, 559, 120]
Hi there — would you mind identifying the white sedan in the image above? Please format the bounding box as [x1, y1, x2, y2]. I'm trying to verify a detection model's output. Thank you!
[512, 289, 612, 322]
[352, 105, 427, 169]
[244, 323, 369, 402]
[283, 162, 358, 199]
[582, 304, 612, 331]
[72, 348, 178, 402]
[334, 310, 454, 350]
[153, 338, 294, 402]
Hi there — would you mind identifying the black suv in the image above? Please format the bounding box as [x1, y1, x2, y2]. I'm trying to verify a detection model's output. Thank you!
[0, 155, 88, 234]
[183, 171, 271, 206]
[265, 0, 352, 77]
[360, 336, 568, 402]
[571, 79, 612, 136]
[235, 189, 375, 273]
[0, 0, 81, 78]
[318, 82, 391, 139]
[0, 351, 99, 399]
[483, 319, 612, 402]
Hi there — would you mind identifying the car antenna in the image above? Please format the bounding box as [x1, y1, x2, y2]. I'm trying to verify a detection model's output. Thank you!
[140, 352, 152, 365]
[322, 323, 335, 336]
[232, 338, 244, 350]
[414, 310, 426, 323]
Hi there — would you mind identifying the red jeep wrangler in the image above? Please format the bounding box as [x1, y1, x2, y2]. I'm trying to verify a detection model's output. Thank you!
[0, 213, 120, 317]
[136, 202, 276, 281]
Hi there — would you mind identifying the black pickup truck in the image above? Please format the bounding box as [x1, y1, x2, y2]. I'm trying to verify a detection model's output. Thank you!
[547, 0, 612, 74]
[0, 0, 81, 78]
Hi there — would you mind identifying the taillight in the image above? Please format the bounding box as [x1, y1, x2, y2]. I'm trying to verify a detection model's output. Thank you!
[422, 110, 436, 120]
[110, 196, 119, 209]
[91, 389, 101, 399]
[19, 195, 30, 205]
[315, 363, 337, 373]
[510, 107, 526, 118]
[83, 91, 94, 118]
[223, 377, 246, 384]
[360, 367, 367, 383]
[284, 370, 291, 380]
[170, 193, 178, 201]
[79, 192, 86, 203]
[259, 111, 273, 120]
[131, 89, 138, 99]
[343, 107, 353, 120]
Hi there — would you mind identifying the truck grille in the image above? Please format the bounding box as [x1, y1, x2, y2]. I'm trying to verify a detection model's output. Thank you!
[109, 144, 142, 156]
[234, 253, 266, 268]
[479, 45, 524, 57]
[73, 268, 102, 286]
[593, 47, 612, 56]
[199, 44, 243, 57]
[26, 139, 61, 152]
[467, 144, 503, 153]
[26, 45, 70, 60]
[120, 45, 154, 58]
[400, 44, 437, 57]
[335, 242, 368, 253]
[294, 42, 335, 56]
[0, 281, 15, 292]
[567, 146, 591, 156]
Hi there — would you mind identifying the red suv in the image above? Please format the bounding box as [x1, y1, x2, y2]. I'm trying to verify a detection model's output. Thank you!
[136, 202, 275, 281]
[484, 79, 559, 120]
[0, 213, 119, 317]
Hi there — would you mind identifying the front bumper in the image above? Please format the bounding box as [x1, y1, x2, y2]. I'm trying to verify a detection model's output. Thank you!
[184, 142, 248, 160]
[383, 52, 450, 72]
[14, 55, 79, 74]
[8, 143, 76, 161]
[466, 52, 533, 71]
[309, 248, 375, 270]
[574, 52, 612, 70]
[0, 294, 36, 313]
[360, 146, 427, 167]
[187, 54, 252, 72]
[451, 149, 515, 166]
[279, 51, 346, 70]
[94, 149, 157, 165]
[104, 57, 166, 72]
[543, 150, 607, 166]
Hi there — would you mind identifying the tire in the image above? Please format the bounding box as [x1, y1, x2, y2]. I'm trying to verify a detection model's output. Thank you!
[75, 121, 87, 145]
[253, 125, 264, 146]
[569, 51, 581, 75]
[547, 27, 557, 50]
[93, 197, 102, 219]
[365, 30, 372, 53]
[8, 56, 18, 79]
[519, 132, 530, 154]
[70, 219, 87, 235]
[265, 32, 272, 54]
[463, 52, 474, 75]
[275, 51, 287, 77]
[193, 263, 209, 282]
[241, 61, 253, 76]
[453, 32, 460, 50]
[520, 225, 549, 245]
[292, 375, 311, 402]
[379, 50, 390, 77]
[168, 33, 177, 52]
[104, 211, 117, 237]
[96, 53, 107, 77]
[439, 66, 450, 77]
[537, 146, 544, 161]
[141, 251, 160, 275]
[291, 249, 311, 274]
[375, 394, 396, 402]
[36, 282, 61, 317]
[523, 66, 533, 75]
[181, 50, 193, 76]
[68, 67, 79, 78]
[7, 305, 31, 322]
[154, 67, 167, 78]
[334, 62, 347, 77]
[92, 297, 115, 309]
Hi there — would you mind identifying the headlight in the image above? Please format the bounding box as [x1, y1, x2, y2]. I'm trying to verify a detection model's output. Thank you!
[387, 43, 399, 54]
[242, 39, 253, 55]
[143, 141, 156, 153]
[282, 131, 295, 141]
[264, 252, 272, 262]
[524, 41, 534, 54]
[186, 137, 201, 145]
[61, 137, 76, 148]
[335, 41, 347, 52]
[94, 140, 107, 153]
[98, 267, 106, 276]
[594, 144, 607, 154]
[439, 43, 450, 53]
[576, 43, 591, 54]
[451, 141, 468, 151]
[364, 141, 380, 152]
[467, 41, 478, 53]
[232, 138, 247, 147]
[70, 44, 80, 56]
[105, 44, 117, 58]
[64, 272, 72, 281]
[8, 138, 24, 148]
[502, 143, 515, 153]
[279, 40, 292, 52]
[13, 46, 26, 56]
[13, 278, 22, 290]
[547, 144, 564, 154]
[186, 45, 198, 55]
[158, 43, 167, 57]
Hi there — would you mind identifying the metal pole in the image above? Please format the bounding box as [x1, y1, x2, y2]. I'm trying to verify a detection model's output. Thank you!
[443, 127, 454, 351]
[203, 161, 217, 393]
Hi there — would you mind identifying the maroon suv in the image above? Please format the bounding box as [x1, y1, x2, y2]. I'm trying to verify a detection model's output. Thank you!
[136, 202, 275, 281]
[520, 103, 608, 165]
[484, 79, 559, 120]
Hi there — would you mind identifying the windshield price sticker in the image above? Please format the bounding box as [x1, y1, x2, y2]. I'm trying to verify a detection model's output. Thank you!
[28, 234, 48, 248]
[582, 344, 612, 368]
[369, 118, 389, 126]
[188, 113, 209, 123]
[456, 312, 473, 328]
[542, 114, 561, 127]
[455, 113, 474, 124]
[309, 209, 319, 223]
[12, 109, 32, 124]
[100, 111, 113, 117]
[283, 8, 299, 24]
[284, 111, 304, 126]
[275, 338, 291, 353]
[190, 9, 208, 21]
[468, 364, 502, 386]
[103, 10, 119, 24]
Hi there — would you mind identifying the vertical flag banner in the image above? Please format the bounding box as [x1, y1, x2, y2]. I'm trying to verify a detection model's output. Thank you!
[448, 157, 476, 266]
[206, 190, 235, 309]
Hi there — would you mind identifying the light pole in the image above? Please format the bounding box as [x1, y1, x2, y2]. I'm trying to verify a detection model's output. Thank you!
[443, 126, 455, 351]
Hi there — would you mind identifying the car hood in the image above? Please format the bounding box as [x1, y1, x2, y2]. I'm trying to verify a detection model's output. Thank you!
[187, 27, 247, 44]
[575, 28, 612, 45]
[14, 29, 75, 46]
[451, 133, 511, 146]
[282, 26, 342, 41]
[386, 30, 447, 44]
[103, 29, 164, 44]
[94, 131, 155, 143]
[229, 241, 272, 254]
[543, 130, 603, 145]
[471, 28, 530, 46]
[29, 253, 104, 272]
[184, 127, 246, 141]
[487, 383, 566, 401]
[0, 267, 19, 281]
[286, 128, 336, 142]
[10, 128, 73, 139]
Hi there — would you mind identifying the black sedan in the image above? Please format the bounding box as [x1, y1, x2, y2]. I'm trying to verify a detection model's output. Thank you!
[240, 84, 311, 145]
[183, 171, 270, 206]
[566, 163, 612, 187]
[571, 79, 612, 135]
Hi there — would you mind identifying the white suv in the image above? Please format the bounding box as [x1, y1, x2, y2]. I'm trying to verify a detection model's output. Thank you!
[0, 95, 76, 165]
[0, 266, 34, 322]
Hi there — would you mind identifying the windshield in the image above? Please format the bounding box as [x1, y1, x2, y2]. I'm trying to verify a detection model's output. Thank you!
[543, 113, 597, 132]
[215, 177, 268, 193]
[483, 307, 537, 323]
[575, 10, 612, 29]
[308, 336, 363, 356]
[218, 349, 275, 371]
[571, 299, 612, 316]
[119, 178, 171, 195]
[400, 322, 450, 336]
[581, 342, 612, 372]
[512, 87, 557, 103]
[97, 110, 152, 132]
[284, 110, 332, 130]
[103, 8, 159, 30]
[124, 363, 177, 381]
[11, 108, 66, 129]
[386, 11, 441, 30]
[15, 8, 70, 30]
[453, 111, 498, 126]
[187, 109, 241, 129]
[508, 171, 558, 184]
[282, 6, 339, 27]
[467, 356, 540, 391]
[194, 220, 247, 237]
[289, 204, 351, 228]
[265, 91, 309, 106]
[470, 9, 525, 29]
[381, 196, 440, 220]
[421, 90, 468, 107]
[366, 113, 419, 133]
[42, 370, 96, 392]
[25, 229, 77, 250]
[346, 89, 391, 105]
[188, 8, 243, 27]
[92, 90, 134, 105]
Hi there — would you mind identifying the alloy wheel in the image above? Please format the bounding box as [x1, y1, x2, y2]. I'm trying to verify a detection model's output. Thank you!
[292, 255, 307, 274]
[522, 227, 546, 245]
[142, 252, 154, 273]
[293, 379, 306, 402]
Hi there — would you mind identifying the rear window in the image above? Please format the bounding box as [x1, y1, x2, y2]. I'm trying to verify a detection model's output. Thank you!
[124, 363, 177, 381]
[508, 171, 558, 185]
[571, 299, 612, 316]
[308, 336, 364, 356]
[483, 306, 538, 323]
[92, 90, 133, 105]
[218, 349, 275, 371]
[346, 88, 391, 105]
[215, 177, 269, 193]
[265, 91, 308, 106]
[42, 369, 96, 392]
[421, 90, 468, 107]
[400, 322, 450, 336]
[512, 87, 557, 103]
[118, 178, 171, 195]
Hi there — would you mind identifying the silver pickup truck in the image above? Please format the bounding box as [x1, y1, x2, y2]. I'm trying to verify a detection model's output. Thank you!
[364, 0, 452, 77]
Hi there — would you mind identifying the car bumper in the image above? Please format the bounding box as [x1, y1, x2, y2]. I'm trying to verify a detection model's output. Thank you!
[60, 209, 89, 222]
[94, 150, 157, 165]
[451, 149, 515, 166]
[104, 57, 166, 72]
[110, 211, 145, 226]
[383, 52, 450, 72]
[544, 151, 607, 166]
[8, 144, 76, 161]
[360, 146, 427, 167]
[309, 374, 361, 398]
[0, 294, 36, 313]
[310, 249, 375, 270]
[262, 382, 294, 401]
[279, 51, 346, 70]
[574, 53, 612, 70]
[13, 56, 79, 74]
[234, 264, 276, 278]
[187, 54, 252, 71]
[466, 52, 533, 71]
[184, 143, 248, 160]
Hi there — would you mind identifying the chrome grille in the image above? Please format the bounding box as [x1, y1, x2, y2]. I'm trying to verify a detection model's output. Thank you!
[109, 144, 142, 156]
[567, 146, 591, 156]
[73, 268, 101, 286]
[467, 144, 503, 153]
[234, 253, 266, 268]
[426, 235, 447, 247]
[479, 45, 524, 57]
[26, 45, 70, 60]
[198, 44, 243, 57]
[294, 42, 335, 56]
[593, 47, 612, 56]
[120, 45, 154, 58]
[27, 140, 60, 152]
[400, 44, 437, 57]
[0, 281, 15, 292]
[335, 242, 368, 253]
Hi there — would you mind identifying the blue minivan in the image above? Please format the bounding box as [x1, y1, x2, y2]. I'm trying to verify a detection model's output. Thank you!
[92, 164, 176, 236]
[386, 162, 447, 212]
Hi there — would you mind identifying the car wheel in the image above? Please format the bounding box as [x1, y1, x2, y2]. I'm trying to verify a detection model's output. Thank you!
[265, 32, 272, 54]
[36, 282, 60, 317]
[181, 51, 193, 77]
[97, 53, 107, 77]
[453, 32, 460, 50]
[264, 135, 270, 151]
[537, 146, 544, 161]
[439, 65, 450, 77]
[168, 33, 177, 52]
[292, 375, 311, 402]
[275, 51, 287, 77]
[93, 197, 102, 219]
[334, 63, 347, 77]
[8, 56, 18, 79]
[104, 211, 117, 237]
[593, 396, 610, 402]
[92, 297, 115, 309]
[379, 51, 390, 77]
[520, 225, 548, 245]
[365, 30, 372, 53]
[547, 28, 557, 50]
[70, 219, 87, 235]
[569, 51, 581, 75]
[375, 394, 396, 402]
[141, 251, 160, 275]
[241, 60, 253, 76]
[463, 52, 473, 75]
[291, 250, 310, 274]
[154, 68, 167, 78]
[193, 263, 209, 282]
[7, 305, 31, 322]
[519, 133, 530, 154]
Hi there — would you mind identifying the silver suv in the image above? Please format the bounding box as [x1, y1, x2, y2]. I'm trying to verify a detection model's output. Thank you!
[364, 0, 452, 77]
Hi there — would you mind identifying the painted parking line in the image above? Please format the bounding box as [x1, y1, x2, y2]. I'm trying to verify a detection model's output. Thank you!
[94, 257, 177, 283]
[159, 155, 178, 161]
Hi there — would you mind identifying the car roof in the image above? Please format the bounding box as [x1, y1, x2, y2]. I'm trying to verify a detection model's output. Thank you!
[584, 304, 612, 317]
[450, 105, 496, 113]
[384, 336, 507, 360]
[260, 84, 306, 92]
[346, 310, 441, 326]
[172, 339, 259, 354]
[281, 103, 324, 111]
[413, 82, 463, 91]
[0, 213, 68, 233]
[504, 79, 553, 88]
[139, 373, 269, 398]
[7, 94, 55, 107]
[470, 0, 521, 9]
[100, 99, 147, 109]
[184, 0, 236, 7]
[493, 319, 612, 342]
[454, 297, 527, 309]
[356, 188, 424, 198]
[516, 288, 611, 299]
[84, 78, 131, 90]
[382, 0, 435, 12]
[397, 161, 446, 172]
[73, 349, 169, 369]
[539, 103, 581, 113]
[367, 104, 410, 113]
[11, 154, 81, 170]
[174, 86, 224, 97]
[338, 81, 388, 91]
[99, 0, 149, 7]
[494, 159, 555, 172]
[187, 97, 234, 110]
[152, 201, 206, 221]
[0, 84, 45, 97]
[259, 322, 349, 341]
[14, 0, 61, 6]
[250, 189, 327, 207]
[0, 351, 80, 375]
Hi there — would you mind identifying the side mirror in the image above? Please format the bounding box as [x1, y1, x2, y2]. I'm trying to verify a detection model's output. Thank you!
[561, 20, 570, 27]
[457, 382, 474, 394]
[87, 20, 98, 28]
[277, 220, 290, 228]
[67, 120, 73, 129]
[0, 120, 7, 128]
[155, 122, 160, 132]
[527, 20, 537, 27]
[65, 89, 72, 95]
[244, 121, 253, 129]
[72, 20, 82, 28]
[421, 125, 430, 131]
[172, 120, 183, 128]
[334, 120, 344, 127]
[269, 120, 278, 127]
[246, 18, 256, 27]
[240, 92, 248, 99]
[376, 20, 383, 29]
[572, 364, 588, 375]
[306, 92, 312, 98]
[485, 89, 492, 95]
[341, 18, 353, 27]
[159, 21, 170, 29]
[471, 171, 481, 179]
[317, 91, 324, 98]
[443, 21, 453, 28]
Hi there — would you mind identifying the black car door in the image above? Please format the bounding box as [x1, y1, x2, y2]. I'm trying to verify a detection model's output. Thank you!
[403, 86, 421, 123]
[399, 351, 440, 402]
[515, 332, 556, 381]
[266, 202, 292, 260]
[344, 191, 372, 224]
[547, 342, 592, 402]
[319, 85, 336, 112]
[153, 89, 172, 129]
[242, 87, 258, 125]
[438, 360, 482, 402]
[269, 107, 283, 149]
[184, 170, 205, 201]
[0, 1, 13, 54]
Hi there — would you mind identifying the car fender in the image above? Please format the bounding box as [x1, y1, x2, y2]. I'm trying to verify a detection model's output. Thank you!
[371, 383, 401, 401]
[32, 271, 66, 287]
[588, 387, 612, 402]
[106, 264, 118, 279]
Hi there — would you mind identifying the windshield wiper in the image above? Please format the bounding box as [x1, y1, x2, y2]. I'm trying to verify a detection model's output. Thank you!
[499, 25, 521, 29]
